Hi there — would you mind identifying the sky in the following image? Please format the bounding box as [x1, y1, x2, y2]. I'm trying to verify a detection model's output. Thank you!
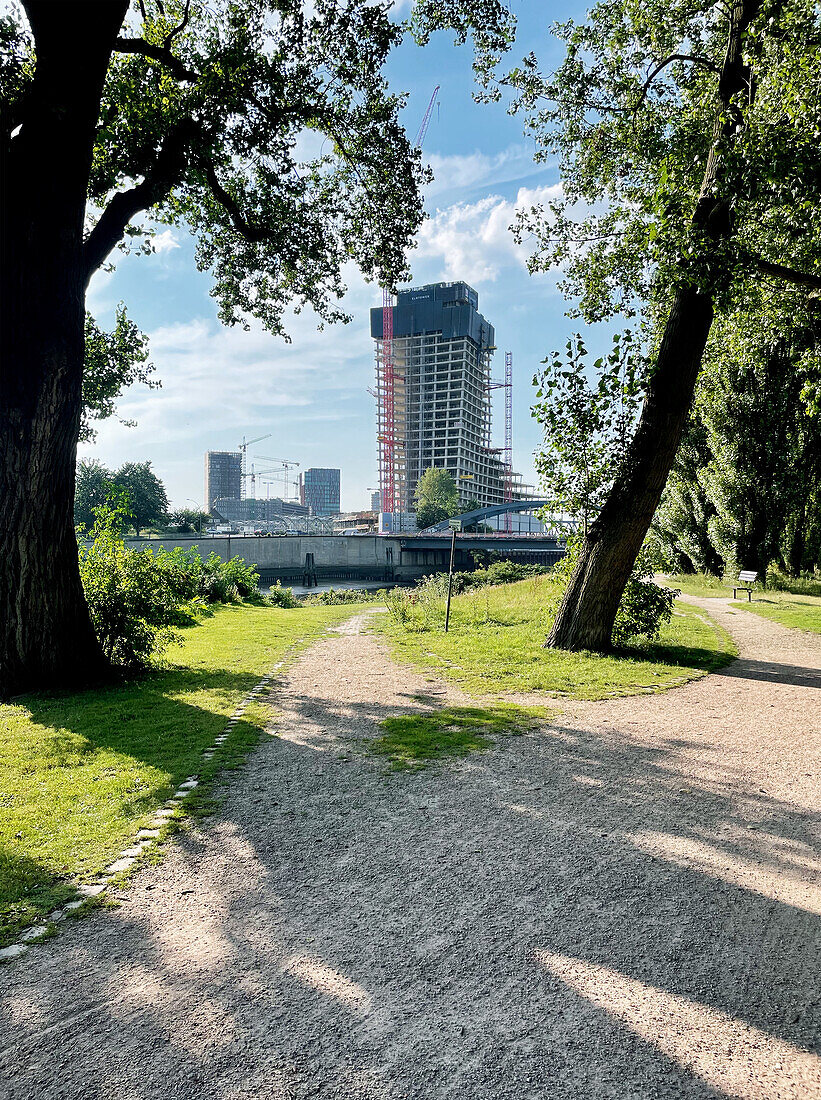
[81, 2, 591, 514]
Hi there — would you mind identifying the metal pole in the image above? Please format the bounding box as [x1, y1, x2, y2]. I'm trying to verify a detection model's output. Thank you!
[444, 527, 457, 633]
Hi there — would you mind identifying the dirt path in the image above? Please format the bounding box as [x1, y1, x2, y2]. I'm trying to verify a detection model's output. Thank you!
[1, 601, 819, 1100]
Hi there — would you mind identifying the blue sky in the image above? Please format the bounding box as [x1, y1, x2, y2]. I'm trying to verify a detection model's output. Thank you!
[82, 2, 592, 513]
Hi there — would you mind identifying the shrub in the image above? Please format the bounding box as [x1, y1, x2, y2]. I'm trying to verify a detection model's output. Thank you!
[78, 502, 264, 668]
[266, 582, 300, 608]
[383, 575, 450, 630]
[459, 560, 550, 591]
[766, 568, 821, 597]
[79, 505, 199, 668]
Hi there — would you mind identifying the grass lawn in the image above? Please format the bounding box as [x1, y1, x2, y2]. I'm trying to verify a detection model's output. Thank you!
[377, 575, 736, 700]
[731, 593, 821, 634]
[0, 602, 362, 947]
[369, 704, 552, 771]
[659, 572, 734, 598]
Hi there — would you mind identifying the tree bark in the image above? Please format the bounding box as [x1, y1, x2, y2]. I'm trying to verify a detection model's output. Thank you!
[0, 2, 128, 698]
[546, 0, 759, 651]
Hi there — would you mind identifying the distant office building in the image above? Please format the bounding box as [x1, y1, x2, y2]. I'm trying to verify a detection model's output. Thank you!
[370, 282, 524, 513]
[205, 451, 241, 513]
[211, 497, 308, 524]
[370, 490, 381, 512]
[299, 468, 340, 516]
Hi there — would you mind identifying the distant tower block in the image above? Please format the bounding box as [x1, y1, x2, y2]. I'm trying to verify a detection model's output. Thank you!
[204, 451, 242, 513]
[370, 282, 523, 512]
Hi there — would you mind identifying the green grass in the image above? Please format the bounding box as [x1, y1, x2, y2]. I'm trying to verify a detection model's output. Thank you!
[369, 704, 552, 770]
[660, 572, 733, 598]
[0, 602, 363, 947]
[730, 593, 821, 634]
[377, 575, 736, 700]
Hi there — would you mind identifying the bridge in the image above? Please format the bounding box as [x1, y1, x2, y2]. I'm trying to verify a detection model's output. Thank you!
[422, 499, 578, 535]
[126, 529, 567, 585]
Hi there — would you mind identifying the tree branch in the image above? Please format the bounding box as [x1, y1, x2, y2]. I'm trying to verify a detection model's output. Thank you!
[82, 121, 197, 284]
[634, 53, 721, 115]
[752, 254, 821, 292]
[114, 35, 198, 81]
[202, 158, 271, 243]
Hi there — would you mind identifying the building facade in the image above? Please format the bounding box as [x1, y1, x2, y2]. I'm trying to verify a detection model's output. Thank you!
[370, 282, 523, 513]
[204, 451, 242, 513]
[298, 468, 341, 516]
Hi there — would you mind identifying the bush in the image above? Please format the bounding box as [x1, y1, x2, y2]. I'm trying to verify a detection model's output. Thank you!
[78, 502, 264, 668]
[79, 506, 199, 668]
[266, 582, 300, 608]
[384, 575, 451, 630]
[456, 560, 550, 592]
[766, 568, 821, 597]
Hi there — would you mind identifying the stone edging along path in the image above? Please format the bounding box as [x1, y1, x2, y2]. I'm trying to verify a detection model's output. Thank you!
[0, 650, 300, 965]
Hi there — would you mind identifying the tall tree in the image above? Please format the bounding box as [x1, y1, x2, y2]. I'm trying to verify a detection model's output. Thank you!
[503, 0, 821, 650]
[697, 302, 821, 576]
[414, 467, 460, 529]
[74, 459, 114, 533]
[115, 461, 169, 535]
[0, 0, 513, 696]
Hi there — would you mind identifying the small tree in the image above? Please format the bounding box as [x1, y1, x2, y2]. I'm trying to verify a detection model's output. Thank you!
[415, 468, 460, 529]
[168, 508, 209, 534]
[532, 330, 644, 538]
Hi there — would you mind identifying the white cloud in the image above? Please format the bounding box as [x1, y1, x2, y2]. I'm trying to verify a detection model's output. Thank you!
[425, 144, 541, 198]
[414, 184, 562, 284]
[151, 229, 180, 253]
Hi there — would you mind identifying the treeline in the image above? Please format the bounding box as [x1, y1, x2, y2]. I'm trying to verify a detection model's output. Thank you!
[653, 300, 821, 579]
[75, 459, 209, 535]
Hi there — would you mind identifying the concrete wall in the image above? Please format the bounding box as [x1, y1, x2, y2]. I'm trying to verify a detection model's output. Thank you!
[123, 533, 565, 583]
[125, 534, 403, 582]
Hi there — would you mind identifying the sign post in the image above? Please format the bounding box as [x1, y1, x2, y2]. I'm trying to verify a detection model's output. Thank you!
[444, 520, 460, 633]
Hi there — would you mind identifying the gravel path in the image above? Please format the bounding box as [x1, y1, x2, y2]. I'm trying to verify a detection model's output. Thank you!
[1, 600, 819, 1099]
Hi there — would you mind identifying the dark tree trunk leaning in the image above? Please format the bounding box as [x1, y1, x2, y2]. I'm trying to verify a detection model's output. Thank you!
[0, 3, 128, 697]
[547, 0, 759, 651]
[547, 287, 714, 650]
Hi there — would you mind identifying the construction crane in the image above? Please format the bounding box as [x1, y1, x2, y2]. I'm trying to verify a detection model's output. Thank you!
[253, 456, 300, 502]
[503, 352, 513, 532]
[379, 84, 440, 528]
[238, 434, 271, 499]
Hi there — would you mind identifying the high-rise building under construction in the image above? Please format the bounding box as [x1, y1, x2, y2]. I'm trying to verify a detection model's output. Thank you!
[204, 450, 242, 513]
[370, 282, 521, 515]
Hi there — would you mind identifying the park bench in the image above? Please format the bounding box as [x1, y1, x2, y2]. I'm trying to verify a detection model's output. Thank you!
[733, 570, 758, 600]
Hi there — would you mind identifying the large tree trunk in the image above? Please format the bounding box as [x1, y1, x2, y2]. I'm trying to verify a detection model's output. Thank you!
[547, 287, 714, 650]
[0, 3, 127, 698]
[546, 0, 758, 651]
